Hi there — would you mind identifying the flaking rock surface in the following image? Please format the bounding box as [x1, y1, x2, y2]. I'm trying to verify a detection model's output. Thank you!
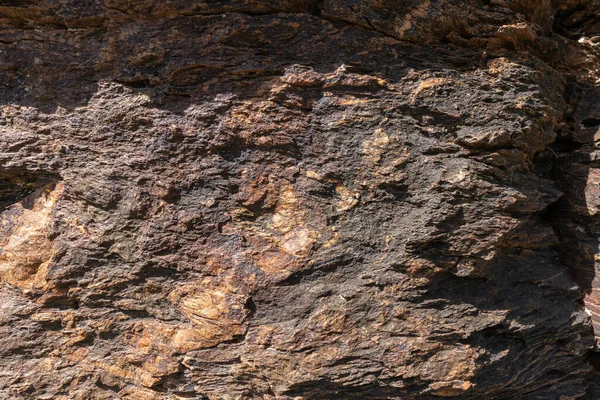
[0, 1, 600, 399]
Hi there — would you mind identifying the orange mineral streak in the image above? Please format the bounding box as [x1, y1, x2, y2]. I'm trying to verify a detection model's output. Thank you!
[0, 183, 63, 292]
[232, 181, 331, 279]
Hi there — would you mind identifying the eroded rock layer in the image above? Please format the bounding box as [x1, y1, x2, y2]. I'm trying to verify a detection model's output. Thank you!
[0, 0, 600, 399]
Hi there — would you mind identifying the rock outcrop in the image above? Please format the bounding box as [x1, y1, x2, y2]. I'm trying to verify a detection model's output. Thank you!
[0, 0, 600, 399]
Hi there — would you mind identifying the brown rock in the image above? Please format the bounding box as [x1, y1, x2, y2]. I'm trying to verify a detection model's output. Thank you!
[0, 0, 599, 399]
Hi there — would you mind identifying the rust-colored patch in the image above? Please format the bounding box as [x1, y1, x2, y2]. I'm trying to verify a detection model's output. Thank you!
[232, 181, 336, 279]
[0, 183, 63, 292]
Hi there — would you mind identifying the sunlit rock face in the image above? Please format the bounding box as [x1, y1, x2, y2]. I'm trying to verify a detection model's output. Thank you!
[0, 1, 600, 399]
[0, 181, 62, 291]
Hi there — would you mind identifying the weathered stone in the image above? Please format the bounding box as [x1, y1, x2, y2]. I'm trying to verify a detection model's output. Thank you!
[0, 0, 599, 399]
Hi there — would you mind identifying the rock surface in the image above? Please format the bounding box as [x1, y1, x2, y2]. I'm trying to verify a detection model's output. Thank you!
[0, 0, 600, 399]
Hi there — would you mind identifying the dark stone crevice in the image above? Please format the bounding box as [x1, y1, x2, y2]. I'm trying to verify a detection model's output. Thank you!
[0, 169, 61, 212]
[544, 80, 600, 396]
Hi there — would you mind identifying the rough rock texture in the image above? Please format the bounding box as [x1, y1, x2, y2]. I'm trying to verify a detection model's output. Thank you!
[0, 0, 600, 399]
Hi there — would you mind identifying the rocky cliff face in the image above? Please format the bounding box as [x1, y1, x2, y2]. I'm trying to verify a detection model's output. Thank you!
[0, 1, 599, 399]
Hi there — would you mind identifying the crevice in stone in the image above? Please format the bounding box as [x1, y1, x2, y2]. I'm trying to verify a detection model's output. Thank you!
[544, 81, 600, 393]
[554, 2, 597, 40]
[582, 117, 600, 128]
[0, 169, 61, 212]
